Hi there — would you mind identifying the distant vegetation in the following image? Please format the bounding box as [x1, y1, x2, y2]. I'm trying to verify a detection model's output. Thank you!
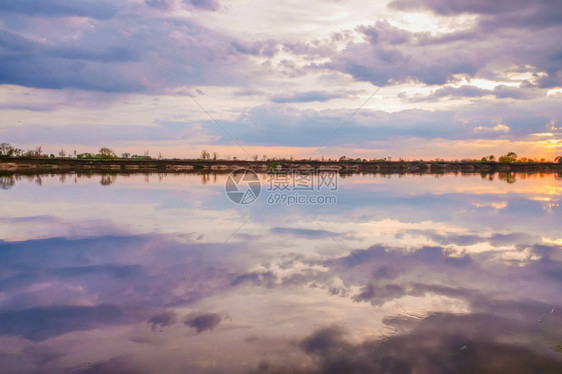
[1, 143, 561, 164]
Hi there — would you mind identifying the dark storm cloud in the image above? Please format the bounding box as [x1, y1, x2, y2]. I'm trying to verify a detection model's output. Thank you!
[183, 312, 222, 333]
[0, 304, 123, 341]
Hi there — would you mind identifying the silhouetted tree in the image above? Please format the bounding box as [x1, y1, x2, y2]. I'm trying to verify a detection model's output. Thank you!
[99, 147, 116, 158]
[499, 152, 517, 163]
[0, 143, 14, 157]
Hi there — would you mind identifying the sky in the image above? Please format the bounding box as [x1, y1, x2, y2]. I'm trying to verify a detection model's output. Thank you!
[1, 0, 562, 160]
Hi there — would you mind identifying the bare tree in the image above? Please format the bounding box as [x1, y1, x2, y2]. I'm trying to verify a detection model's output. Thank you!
[252, 154, 259, 161]
[58, 149, 66, 157]
[158, 152, 163, 160]
[0, 143, 14, 157]
[121, 152, 131, 159]
[99, 147, 116, 157]
[213, 152, 218, 161]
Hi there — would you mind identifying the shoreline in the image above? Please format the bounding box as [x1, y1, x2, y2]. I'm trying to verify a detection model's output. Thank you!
[1, 157, 561, 175]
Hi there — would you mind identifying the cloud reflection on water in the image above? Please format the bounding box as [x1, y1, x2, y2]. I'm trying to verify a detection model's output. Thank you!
[0, 172, 561, 373]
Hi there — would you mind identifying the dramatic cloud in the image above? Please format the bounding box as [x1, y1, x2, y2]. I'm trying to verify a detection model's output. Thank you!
[77, 356, 148, 374]
[183, 312, 222, 333]
[0, 0, 561, 157]
[1, 173, 562, 372]
[405, 85, 543, 101]
[271, 91, 349, 103]
[0, 304, 123, 341]
[0, 0, 120, 19]
[252, 312, 562, 374]
[147, 311, 178, 331]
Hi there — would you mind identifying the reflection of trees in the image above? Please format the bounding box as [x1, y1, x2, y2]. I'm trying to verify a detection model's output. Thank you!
[498, 172, 516, 184]
[100, 175, 117, 186]
[479, 172, 495, 181]
[201, 173, 210, 185]
[0, 176, 15, 190]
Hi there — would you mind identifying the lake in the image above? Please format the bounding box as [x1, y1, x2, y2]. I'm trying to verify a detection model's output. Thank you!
[1, 172, 562, 373]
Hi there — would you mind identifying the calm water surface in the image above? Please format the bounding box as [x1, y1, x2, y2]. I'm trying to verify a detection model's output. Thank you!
[1, 172, 562, 373]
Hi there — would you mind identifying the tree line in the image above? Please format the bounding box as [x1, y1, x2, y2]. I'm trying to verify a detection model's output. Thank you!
[1, 143, 561, 164]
